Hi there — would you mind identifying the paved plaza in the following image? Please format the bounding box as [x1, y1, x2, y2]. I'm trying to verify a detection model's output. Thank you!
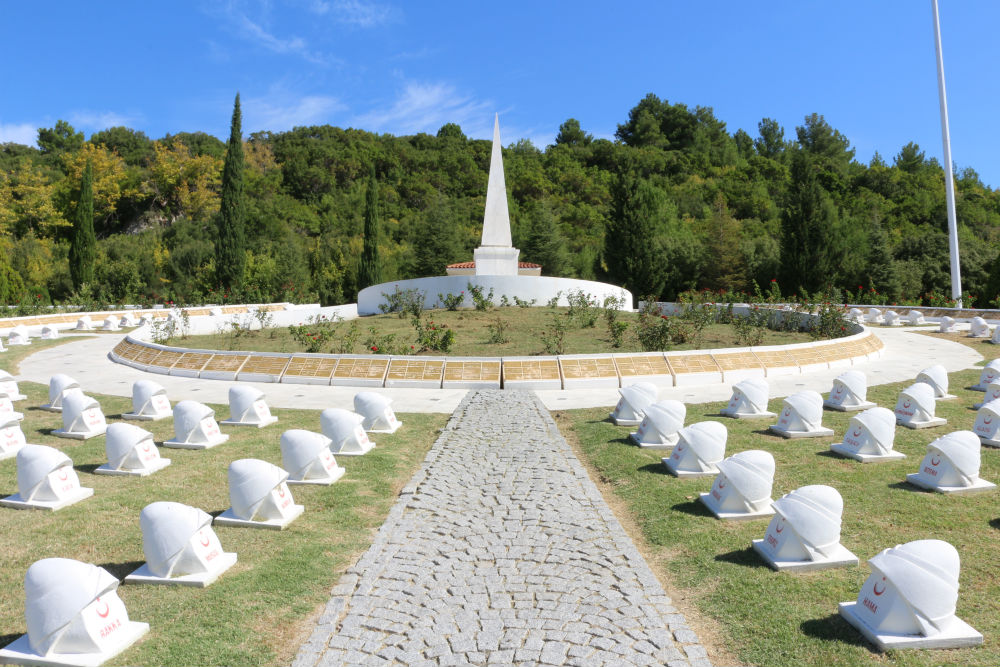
[293, 390, 709, 667]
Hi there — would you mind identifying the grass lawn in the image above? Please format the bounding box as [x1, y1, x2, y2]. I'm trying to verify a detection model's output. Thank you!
[0, 341, 447, 666]
[165, 306, 816, 357]
[559, 332, 1000, 667]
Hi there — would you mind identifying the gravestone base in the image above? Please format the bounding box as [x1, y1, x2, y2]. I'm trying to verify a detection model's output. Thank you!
[120, 412, 169, 422]
[751, 539, 858, 572]
[162, 434, 229, 450]
[823, 400, 877, 412]
[698, 493, 774, 521]
[366, 421, 402, 435]
[897, 417, 947, 430]
[214, 504, 304, 530]
[906, 473, 997, 495]
[769, 425, 835, 439]
[0, 487, 93, 511]
[611, 414, 643, 427]
[0, 622, 149, 667]
[332, 442, 375, 457]
[124, 552, 237, 587]
[661, 458, 716, 478]
[287, 467, 346, 486]
[0, 446, 23, 462]
[720, 409, 776, 420]
[219, 415, 278, 428]
[838, 602, 982, 650]
[52, 428, 105, 441]
[829, 444, 906, 463]
[94, 459, 172, 477]
[629, 432, 678, 450]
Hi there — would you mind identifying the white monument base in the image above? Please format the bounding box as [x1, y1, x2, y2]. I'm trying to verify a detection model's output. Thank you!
[698, 492, 774, 521]
[630, 432, 678, 449]
[0, 622, 149, 667]
[751, 539, 858, 572]
[473, 246, 520, 276]
[124, 552, 237, 587]
[214, 504, 303, 530]
[120, 411, 170, 422]
[51, 428, 105, 441]
[829, 444, 906, 463]
[822, 399, 877, 412]
[897, 417, 947, 430]
[661, 457, 717, 478]
[768, 425, 834, 439]
[0, 487, 93, 511]
[838, 601, 982, 650]
[720, 409, 776, 420]
[287, 467, 346, 486]
[611, 413, 643, 428]
[94, 459, 172, 477]
[332, 441, 375, 457]
[162, 434, 229, 450]
[906, 473, 997, 495]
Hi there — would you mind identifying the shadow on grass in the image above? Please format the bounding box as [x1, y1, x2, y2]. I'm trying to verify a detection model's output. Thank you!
[751, 428, 781, 438]
[888, 480, 929, 493]
[96, 559, 145, 581]
[76, 463, 102, 475]
[800, 613, 876, 650]
[714, 546, 768, 569]
[814, 450, 844, 459]
[670, 499, 713, 518]
[638, 462, 672, 476]
[0, 633, 22, 647]
[988, 518, 1000, 531]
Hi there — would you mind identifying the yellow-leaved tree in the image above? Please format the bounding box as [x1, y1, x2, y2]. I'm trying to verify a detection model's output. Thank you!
[0, 159, 68, 237]
[60, 143, 137, 231]
[148, 141, 222, 222]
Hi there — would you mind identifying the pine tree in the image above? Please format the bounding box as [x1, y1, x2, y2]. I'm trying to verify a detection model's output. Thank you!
[216, 93, 246, 290]
[412, 195, 459, 278]
[69, 160, 95, 289]
[702, 194, 745, 292]
[520, 201, 569, 276]
[358, 166, 382, 289]
[603, 170, 668, 298]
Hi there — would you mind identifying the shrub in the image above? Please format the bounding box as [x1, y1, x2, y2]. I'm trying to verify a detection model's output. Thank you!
[539, 315, 567, 355]
[486, 317, 510, 344]
[467, 283, 494, 311]
[438, 291, 464, 311]
[380, 286, 426, 318]
[412, 316, 455, 353]
[513, 296, 536, 308]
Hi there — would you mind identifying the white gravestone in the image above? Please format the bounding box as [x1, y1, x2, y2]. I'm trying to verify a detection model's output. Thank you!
[769, 390, 834, 438]
[847, 308, 865, 324]
[320, 408, 375, 456]
[138, 315, 154, 327]
[125, 502, 237, 587]
[894, 382, 946, 429]
[219, 386, 278, 428]
[915, 364, 956, 400]
[0, 445, 93, 511]
[992, 325, 1000, 345]
[280, 430, 346, 485]
[95, 423, 170, 477]
[609, 382, 658, 427]
[883, 310, 901, 326]
[865, 308, 884, 325]
[830, 407, 902, 462]
[75, 316, 93, 331]
[354, 392, 402, 433]
[0, 391, 24, 422]
[838, 539, 982, 650]
[906, 310, 926, 325]
[699, 450, 776, 521]
[661, 421, 726, 478]
[162, 401, 229, 449]
[101, 317, 119, 332]
[969, 316, 990, 338]
[41, 374, 83, 412]
[971, 358, 1000, 391]
[119, 313, 137, 328]
[40, 325, 59, 340]
[53, 393, 107, 440]
[121, 380, 172, 421]
[938, 316, 957, 333]
[0, 370, 27, 401]
[0, 336, 6, 352]
[215, 459, 304, 530]
[630, 399, 686, 449]
[720, 378, 775, 419]
[823, 370, 877, 411]
[972, 398, 1000, 447]
[0, 558, 148, 667]
[906, 431, 996, 494]
[972, 380, 1000, 409]
[751, 485, 858, 572]
[0, 416, 27, 461]
[9, 325, 31, 346]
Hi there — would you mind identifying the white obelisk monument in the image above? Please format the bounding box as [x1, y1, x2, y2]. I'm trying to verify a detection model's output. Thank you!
[473, 114, 521, 275]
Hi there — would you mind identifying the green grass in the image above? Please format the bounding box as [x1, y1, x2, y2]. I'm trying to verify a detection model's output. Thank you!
[166, 307, 814, 357]
[559, 333, 1000, 667]
[0, 375, 447, 666]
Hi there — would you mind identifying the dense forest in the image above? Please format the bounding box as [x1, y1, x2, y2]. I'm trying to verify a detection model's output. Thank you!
[1, 93, 999, 310]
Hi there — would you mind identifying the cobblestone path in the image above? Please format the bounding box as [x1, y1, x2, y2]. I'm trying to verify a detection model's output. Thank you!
[294, 390, 710, 666]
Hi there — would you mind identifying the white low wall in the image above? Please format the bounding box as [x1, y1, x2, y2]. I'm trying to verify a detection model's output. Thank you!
[129, 304, 358, 341]
[358, 276, 633, 316]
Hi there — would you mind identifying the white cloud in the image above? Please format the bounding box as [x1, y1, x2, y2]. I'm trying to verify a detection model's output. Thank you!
[68, 110, 137, 130]
[353, 82, 495, 136]
[309, 0, 394, 27]
[235, 12, 331, 65]
[0, 122, 38, 146]
[243, 93, 346, 132]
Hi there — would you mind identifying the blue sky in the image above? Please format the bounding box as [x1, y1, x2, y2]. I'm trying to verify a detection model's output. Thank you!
[2, 1, 998, 187]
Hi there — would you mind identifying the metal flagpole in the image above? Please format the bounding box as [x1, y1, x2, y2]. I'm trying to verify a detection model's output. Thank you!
[932, 0, 963, 307]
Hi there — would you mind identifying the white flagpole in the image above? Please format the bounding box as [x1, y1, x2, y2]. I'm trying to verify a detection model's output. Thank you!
[932, 0, 963, 307]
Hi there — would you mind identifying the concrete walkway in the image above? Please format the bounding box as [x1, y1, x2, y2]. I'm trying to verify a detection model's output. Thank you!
[10, 327, 983, 413]
[294, 390, 706, 667]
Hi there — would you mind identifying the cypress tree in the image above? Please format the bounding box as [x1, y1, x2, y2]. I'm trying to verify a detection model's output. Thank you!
[216, 93, 246, 290]
[358, 166, 382, 289]
[603, 170, 668, 298]
[69, 159, 95, 289]
[520, 200, 569, 276]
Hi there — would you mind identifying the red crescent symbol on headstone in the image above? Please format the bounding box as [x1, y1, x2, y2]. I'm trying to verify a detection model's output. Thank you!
[852, 429, 862, 438]
[199, 531, 211, 547]
[96, 598, 110, 617]
[277, 485, 285, 498]
[930, 456, 941, 466]
[141, 443, 152, 452]
[775, 522, 784, 533]
[717, 479, 727, 489]
[57, 468, 68, 481]
[834, 385, 843, 395]
[872, 580, 886, 596]
[675, 443, 684, 452]
[783, 409, 790, 417]
[985, 416, 993, 425]
[902, 401, 911, 409]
